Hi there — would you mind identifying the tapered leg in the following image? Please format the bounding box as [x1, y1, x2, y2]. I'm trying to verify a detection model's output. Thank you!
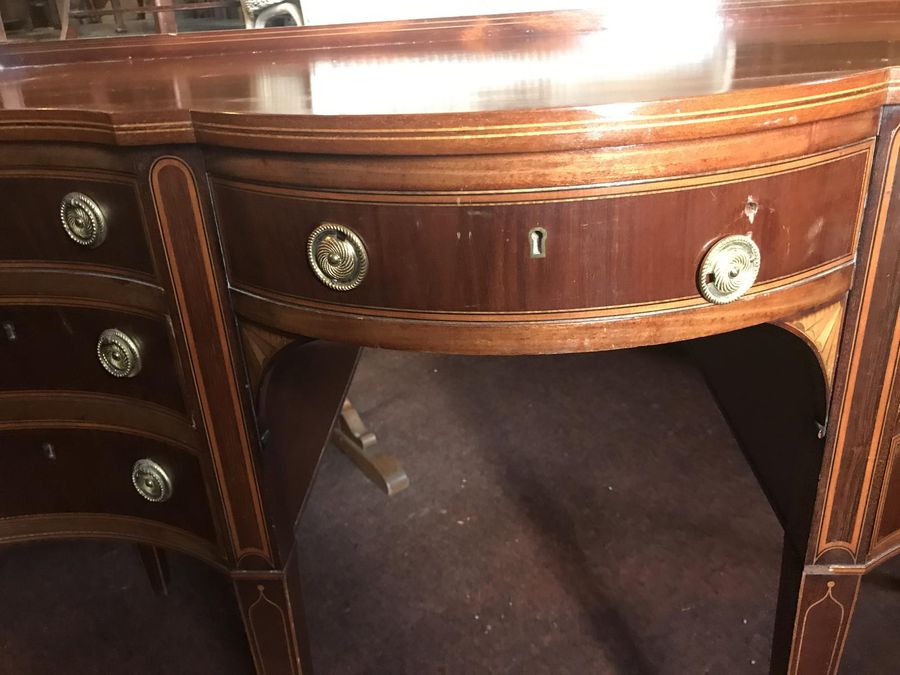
[230, 338, 359, 675]
[136, 544, 170, 597]
[787, 573, 860, 675]
[772, 539, 861, 675]
[233, 556, 313, 675]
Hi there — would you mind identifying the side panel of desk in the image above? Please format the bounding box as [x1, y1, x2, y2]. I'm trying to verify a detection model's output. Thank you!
[851, 107, 900, 566]
[815, 107, 900, 567]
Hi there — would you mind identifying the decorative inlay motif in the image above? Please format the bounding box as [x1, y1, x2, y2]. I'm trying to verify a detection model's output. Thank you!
[793, 581, 846, 675]
[780, 300, 845, 388]
[239, 322, 294, 393]
[816, 124, 899, 562]
[150, 156, 273, 567]
[245, 583, 300, 675]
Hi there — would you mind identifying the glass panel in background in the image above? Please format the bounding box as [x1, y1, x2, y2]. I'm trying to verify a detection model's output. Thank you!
[0, 0, 727, 43]
[0, 0, 249, 41]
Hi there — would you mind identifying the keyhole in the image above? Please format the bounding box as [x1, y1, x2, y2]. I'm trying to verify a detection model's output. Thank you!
[529, 227, 547, 258]
[744, 197, 759, 224]
[42, 442, 56, 461]
[2, 321, 15, 342]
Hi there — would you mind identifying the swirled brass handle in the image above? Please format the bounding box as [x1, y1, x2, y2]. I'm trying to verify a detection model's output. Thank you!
[60, 192, 107, 248]
[307, 223, 369, 291]
[132, 459, 173, 503]
[97, 328, 142, 378]
[698, 234, 761, 305]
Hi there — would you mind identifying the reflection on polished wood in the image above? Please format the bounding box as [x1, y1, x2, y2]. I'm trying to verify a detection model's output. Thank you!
[2, 5, 900, 675]
[0, 5, 894, 151]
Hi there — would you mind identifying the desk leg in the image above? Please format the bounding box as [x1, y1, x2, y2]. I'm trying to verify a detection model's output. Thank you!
[229, 337, 358, 675]
[233, 558, 312, 675]
[773, 540, 861, 675]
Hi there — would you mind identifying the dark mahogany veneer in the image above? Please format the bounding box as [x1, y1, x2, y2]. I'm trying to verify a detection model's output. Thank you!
[0, 173, 155, 277]
[2, 6, 900, 675]
[213, 145, 869, 313]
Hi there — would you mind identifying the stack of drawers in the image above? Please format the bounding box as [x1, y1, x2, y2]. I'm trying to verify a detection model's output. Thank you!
[0, 145, 223, 563]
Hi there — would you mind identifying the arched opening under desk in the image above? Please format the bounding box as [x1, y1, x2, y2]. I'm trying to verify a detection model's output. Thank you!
[252, 321, 830, 673]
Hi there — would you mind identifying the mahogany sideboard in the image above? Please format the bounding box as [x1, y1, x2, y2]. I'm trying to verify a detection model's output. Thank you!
[1, 5, 900, 674]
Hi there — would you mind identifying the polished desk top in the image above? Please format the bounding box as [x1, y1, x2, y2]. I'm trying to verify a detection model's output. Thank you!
[0, 3, 898, 153]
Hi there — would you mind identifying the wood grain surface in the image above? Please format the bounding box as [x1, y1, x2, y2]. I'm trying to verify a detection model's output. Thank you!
[0, 7, 894, 152]
[214, 144, 870, 315]
[0, 6, 899, 674]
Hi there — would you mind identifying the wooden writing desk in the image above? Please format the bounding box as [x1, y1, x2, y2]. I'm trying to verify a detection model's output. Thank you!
[1, 4, 900, 673]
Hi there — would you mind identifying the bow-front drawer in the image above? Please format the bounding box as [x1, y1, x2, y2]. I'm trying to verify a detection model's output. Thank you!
[0, 174, 154, 278]
[0, 428, 217, 545]
[0, 305, 188, 415]
[213, 144, 870, 315]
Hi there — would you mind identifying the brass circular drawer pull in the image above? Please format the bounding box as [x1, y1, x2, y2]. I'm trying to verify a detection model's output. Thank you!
[307, 222, 369, 291]
[97, 328, 142, 378]
[698, 234, 761, 305]
[132, 458, 173, 503]
[60, 192, 108, 248]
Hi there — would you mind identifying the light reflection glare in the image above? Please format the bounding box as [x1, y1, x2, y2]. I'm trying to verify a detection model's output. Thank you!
[300, 1, 721, 28]
[302, 1, 732, 115]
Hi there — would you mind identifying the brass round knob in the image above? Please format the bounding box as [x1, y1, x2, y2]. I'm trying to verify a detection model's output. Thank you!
[132, 459, 173, 503]
[60, 192, 107, 248]
[97, 328, 142, 378]
[698, 234, 761, 305]
[307, 223, 369, 291]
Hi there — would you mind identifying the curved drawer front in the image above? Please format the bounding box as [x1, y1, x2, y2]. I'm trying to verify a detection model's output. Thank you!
[0, 305, 187, 414]
[0, 428, 217, 544]
[0, 174, 154, 277]
[213, 144, 870, 314]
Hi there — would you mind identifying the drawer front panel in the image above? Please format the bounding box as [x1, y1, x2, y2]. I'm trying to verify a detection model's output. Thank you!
[0, 175, 154, 276]
[0, 428, 217, 543]
[213, 146, 869, 314]
[0, 305, 187, 414]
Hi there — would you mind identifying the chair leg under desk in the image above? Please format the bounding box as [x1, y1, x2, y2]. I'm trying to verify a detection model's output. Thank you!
[332, 398, 410, 496]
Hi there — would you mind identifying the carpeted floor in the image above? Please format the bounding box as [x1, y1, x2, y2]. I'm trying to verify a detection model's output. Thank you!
[0, 347, 898, 674]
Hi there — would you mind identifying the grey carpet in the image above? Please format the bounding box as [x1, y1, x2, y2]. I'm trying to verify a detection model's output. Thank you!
[0, 347, 897, 674]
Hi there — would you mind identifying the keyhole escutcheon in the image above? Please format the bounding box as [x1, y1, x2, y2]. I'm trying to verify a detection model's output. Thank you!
[529, 227, 547, 258]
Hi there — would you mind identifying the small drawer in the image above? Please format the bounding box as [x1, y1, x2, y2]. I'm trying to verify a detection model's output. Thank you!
[0, 305, 187, 414]
[0, 428, 217, 544]
[0, 175, 154, 277]
[213, 146, 869, 314]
